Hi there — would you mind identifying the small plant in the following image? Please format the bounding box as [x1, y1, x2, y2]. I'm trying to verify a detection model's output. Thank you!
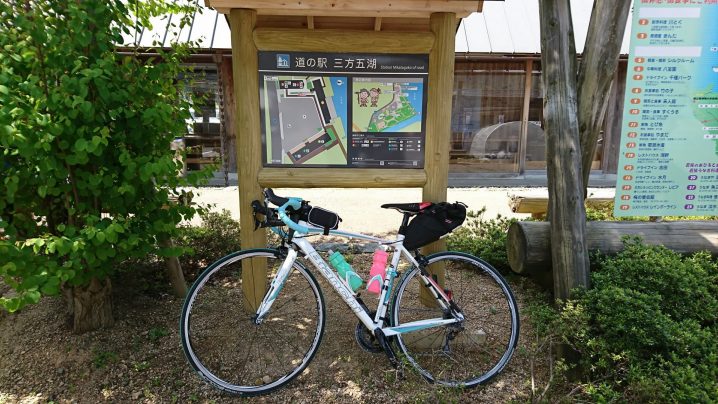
[92, 349, 118, 369]
[446, 208, 516, 272]
[148, 326, 169, 342]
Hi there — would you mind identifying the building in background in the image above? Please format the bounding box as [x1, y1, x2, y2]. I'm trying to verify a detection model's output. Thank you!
[118, 0, 633, 186]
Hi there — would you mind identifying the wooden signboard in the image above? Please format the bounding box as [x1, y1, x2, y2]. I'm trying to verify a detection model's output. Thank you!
[208, 0, 481, 307]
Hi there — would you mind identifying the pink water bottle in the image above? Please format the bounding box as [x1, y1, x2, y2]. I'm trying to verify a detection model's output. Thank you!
[366, 249, 388, 294]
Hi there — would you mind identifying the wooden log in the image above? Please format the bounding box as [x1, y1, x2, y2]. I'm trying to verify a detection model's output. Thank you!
[510, 197, 613, 219]
[508, 221, 718, 275]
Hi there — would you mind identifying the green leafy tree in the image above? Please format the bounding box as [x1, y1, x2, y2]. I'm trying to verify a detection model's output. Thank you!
[0, 0, 211, 332]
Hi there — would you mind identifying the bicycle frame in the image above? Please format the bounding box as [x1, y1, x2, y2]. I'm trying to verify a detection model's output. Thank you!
[254, 223, 463, 338]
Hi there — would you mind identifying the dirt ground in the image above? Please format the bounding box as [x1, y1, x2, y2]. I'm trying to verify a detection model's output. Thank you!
[0, 253, 549, 404]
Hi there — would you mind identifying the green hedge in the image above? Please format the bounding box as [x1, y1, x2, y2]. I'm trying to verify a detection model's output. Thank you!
[560, 238, 718, 402]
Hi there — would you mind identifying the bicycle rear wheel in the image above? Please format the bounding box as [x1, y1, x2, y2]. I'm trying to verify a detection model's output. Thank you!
[390, 252, 519, 388]
[180, 249, 325, 396]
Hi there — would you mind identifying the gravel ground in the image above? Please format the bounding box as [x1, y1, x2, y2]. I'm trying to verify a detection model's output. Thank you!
[0, 252, 549, 403]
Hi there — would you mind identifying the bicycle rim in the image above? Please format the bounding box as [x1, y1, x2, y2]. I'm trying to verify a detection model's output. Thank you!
[180, 249, 325, 396]
[391, 252, 519, 387]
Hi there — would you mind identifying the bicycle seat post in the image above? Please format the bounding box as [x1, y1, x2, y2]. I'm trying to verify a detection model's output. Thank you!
[398, 212, 411, 236]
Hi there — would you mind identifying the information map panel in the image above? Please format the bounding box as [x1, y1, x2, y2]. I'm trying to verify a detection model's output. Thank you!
[614, 3, 718, 216]
[259, 52, 428, 168]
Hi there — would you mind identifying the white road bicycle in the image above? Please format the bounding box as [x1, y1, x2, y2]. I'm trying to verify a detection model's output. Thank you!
[180, 189, 519, 396]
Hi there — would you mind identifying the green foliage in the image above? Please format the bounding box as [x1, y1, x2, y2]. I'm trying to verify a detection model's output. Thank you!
[148, 326, 169, 342]
[446, 208, 516, 272]
[584, 201, 717, 221]
[0, 1, 212, 312]
[559, 237, 718, 402]
[176, 210, 241, 277]
[92, 349, 118, 369]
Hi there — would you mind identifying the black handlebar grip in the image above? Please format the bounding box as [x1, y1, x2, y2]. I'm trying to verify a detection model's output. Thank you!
[264, 188, 289, 207]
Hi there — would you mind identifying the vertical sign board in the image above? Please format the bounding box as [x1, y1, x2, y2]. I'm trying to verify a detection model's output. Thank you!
[614, 2, 718, 216]
[258, 52, 428, 168]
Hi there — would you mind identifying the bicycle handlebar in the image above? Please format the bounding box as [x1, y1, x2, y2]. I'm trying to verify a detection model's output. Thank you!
[265, 188, 310, 234]
[264, 188, 289, 207]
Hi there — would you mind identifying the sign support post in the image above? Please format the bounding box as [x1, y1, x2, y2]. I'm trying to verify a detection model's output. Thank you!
[421, 12, 456, 305]
[230, 8, 267, 311]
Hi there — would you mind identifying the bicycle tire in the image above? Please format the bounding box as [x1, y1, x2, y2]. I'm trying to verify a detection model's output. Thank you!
[180, 249, 326, 396]
[390, 251, 519, 388]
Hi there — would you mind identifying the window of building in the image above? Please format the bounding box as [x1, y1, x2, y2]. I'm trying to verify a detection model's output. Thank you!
[450, 61, 526, 174]
[181, 68, 223, 172]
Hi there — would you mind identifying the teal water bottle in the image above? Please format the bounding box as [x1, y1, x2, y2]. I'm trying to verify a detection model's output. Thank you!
[327, 250, 363, 292]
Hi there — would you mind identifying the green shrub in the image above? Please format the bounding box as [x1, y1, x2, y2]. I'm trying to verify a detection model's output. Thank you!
[560, 237, 718, 402]
[446, 208, 516, 272]
[177, 210, 241, 278]
[0, 0, 211, 325]
[584, 201, 717, 222]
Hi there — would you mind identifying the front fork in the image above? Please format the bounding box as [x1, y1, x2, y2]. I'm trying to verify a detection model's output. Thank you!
[254, 248, 297, 323]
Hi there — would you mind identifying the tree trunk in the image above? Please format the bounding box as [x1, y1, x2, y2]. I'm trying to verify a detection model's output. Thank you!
[539, 0, 590, 300]
[69, 277, 114, 333]
[159, 238, 188, 297]
[577, 0, 631, 193]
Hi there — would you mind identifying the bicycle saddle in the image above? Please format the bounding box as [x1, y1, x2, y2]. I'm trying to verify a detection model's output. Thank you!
[380, 202, 432, 214]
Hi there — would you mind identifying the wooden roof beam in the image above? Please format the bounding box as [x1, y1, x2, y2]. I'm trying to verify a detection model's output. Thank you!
[207, 0, 481, 18]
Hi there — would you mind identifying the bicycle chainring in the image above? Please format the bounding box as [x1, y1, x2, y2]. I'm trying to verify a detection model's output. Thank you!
[354, 312, 383, 354]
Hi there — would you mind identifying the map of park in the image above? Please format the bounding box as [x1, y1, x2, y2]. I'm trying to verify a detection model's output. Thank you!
[692, 85, 718, 154]
[262, 76, 348, 165]
[352, 78, 423, 133]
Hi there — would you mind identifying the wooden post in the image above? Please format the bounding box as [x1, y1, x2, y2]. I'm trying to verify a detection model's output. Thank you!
[219, 57, 237, 172]
[577, 0, 631, 193]
[539, 0, 589, 300]
[602, 62, 627, 174]
[230, 9, 267, 311]
[420, 12, 455, 305]
[518, 59, 533, 174]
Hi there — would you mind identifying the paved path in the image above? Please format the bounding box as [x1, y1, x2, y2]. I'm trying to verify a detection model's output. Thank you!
[188, 187, 616, 236]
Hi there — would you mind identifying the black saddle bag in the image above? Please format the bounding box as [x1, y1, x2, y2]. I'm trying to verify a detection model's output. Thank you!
[403, 202, 467, 250]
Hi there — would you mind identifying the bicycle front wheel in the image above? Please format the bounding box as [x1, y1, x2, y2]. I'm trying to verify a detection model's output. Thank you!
[391, 252, 519, 388]
[180, 249, 325, 396]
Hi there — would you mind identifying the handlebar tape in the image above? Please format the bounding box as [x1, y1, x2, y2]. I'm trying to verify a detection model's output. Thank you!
[264, 188, 289, 207]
